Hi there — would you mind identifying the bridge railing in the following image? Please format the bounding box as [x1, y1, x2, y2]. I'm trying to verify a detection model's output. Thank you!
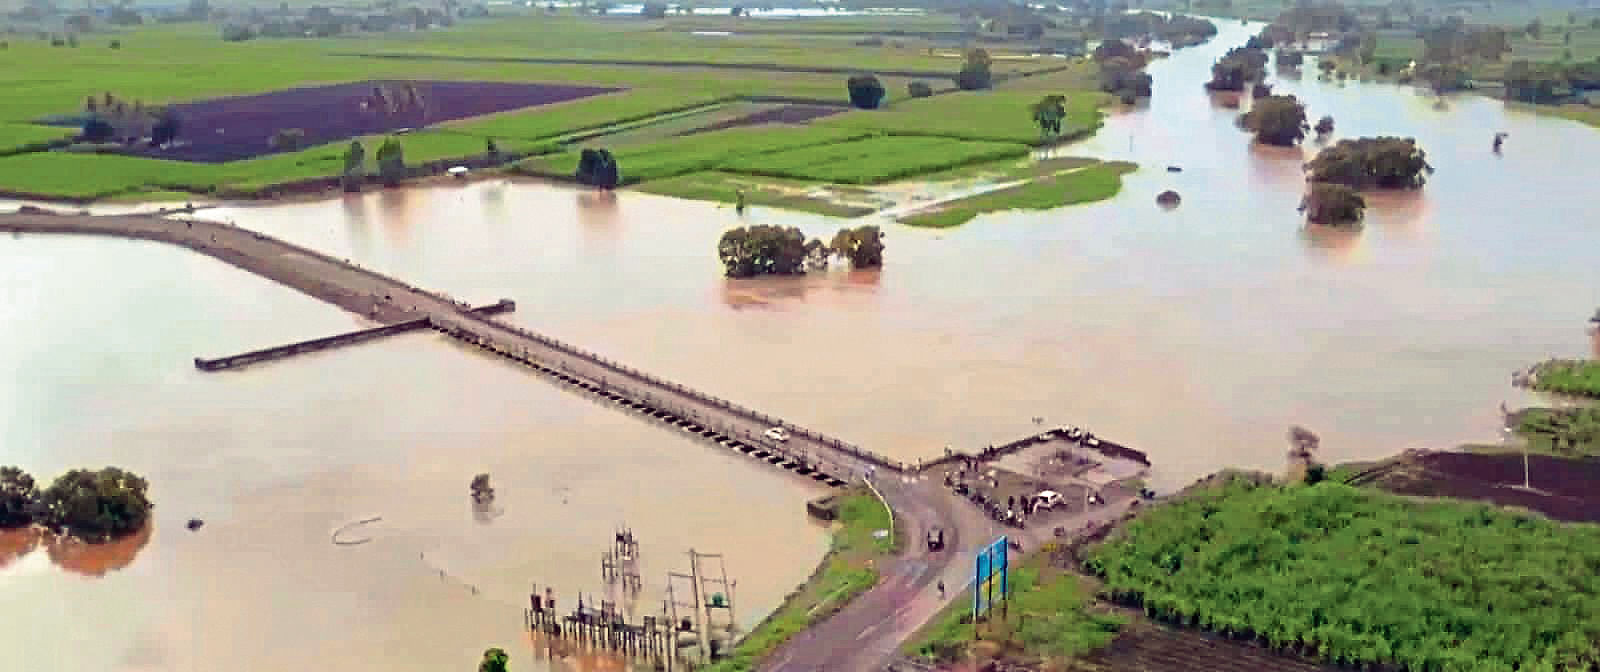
[453, 312, 902, 472]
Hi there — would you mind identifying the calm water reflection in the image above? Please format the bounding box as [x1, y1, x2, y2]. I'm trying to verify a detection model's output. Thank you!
[5, 18, 1599, 672]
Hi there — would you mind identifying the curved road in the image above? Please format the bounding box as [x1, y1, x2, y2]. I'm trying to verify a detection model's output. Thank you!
[1, 210, 1137, 672]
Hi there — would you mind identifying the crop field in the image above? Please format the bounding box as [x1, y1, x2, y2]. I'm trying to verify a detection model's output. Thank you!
[517, 125, 872, 184]
[82, 80, 617, 163]
[1086, 477, 1600, 671]
[822, 90, 1109, 145]
[1086, 619, 1341, 672]
[720, 136, 1031, 184]
[681, 104, 851, 136]
[0, 123, 73, 153]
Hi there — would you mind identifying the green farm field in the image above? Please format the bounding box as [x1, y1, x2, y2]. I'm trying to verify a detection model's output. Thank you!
[515, 125, 873, 184]
[822, 89, 1110, 145]
[720, 135, 1032, 184]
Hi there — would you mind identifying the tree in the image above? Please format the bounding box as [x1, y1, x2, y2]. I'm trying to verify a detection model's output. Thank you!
[0, 467, 37, 528]
[342, 140, 366, 190]
[1306, 137, 1431, 189]
[485, 138, 499, 161]
[640, 1, 667, 18]
[1526, 19, 1541, 39]
[1032, 94, 1067, 137]
[907, 81, 933, 98]
[39, 467, 152, 541]
[717, 225, 809, 277]
[479, 648, 509, 672]
[1207, 46, 1267, 90]
[957, 48, 993, 90]
[846, 73, 886, 109]
[1240, 94, 1307, 146]
[828, 225, 885, 269]
[575, 148, 619, 189]
[376, 137, 406, 187]
[269, 128, 306, 151]
[1314, 115, 1333, 136]
[1301, 182, 1365, 226]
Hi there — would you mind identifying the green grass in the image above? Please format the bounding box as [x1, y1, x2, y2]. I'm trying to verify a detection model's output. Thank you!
[1512, 404, 1600, 457]
[901, 160, 1136, 228]
[440, 89, 735, 142]
[1085, 477, 1600, 672]
[0, 123, 73, 153]
[1512, 101, 1600, 128]
[824, 89, 1110, 145]
[516, 125, 872, 184]
[1527, 358, 1600, 398]
[905, 554, 1126, 666]
[721, 135, 1031, 184]
[638, 171, 875, 218]
[703, 490, 896, 672]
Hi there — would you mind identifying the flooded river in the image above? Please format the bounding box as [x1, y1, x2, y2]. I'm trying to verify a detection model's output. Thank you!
[4, 18, 1599, 672]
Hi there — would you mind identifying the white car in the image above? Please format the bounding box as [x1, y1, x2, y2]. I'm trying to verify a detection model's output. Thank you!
[764, 427, 790, 442]
[1034, 490, 1063, 511]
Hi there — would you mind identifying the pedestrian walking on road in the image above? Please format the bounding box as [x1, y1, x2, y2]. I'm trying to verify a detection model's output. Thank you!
[937, 580, 945, 599]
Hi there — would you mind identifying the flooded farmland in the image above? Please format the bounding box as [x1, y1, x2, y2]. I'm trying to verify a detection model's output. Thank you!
[4, 17, 1600, 672]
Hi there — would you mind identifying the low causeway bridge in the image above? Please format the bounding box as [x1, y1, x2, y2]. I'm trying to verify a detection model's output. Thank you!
[0, 211, 900, 488]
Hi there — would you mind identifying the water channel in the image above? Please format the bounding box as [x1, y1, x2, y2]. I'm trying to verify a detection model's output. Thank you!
[3, 17, 1599, 672]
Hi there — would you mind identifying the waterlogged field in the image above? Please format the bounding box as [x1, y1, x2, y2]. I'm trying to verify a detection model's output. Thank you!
[721, 135, 1032, 184]
[901, 160, 1137, 228]
[1086, 478, 1600, 672]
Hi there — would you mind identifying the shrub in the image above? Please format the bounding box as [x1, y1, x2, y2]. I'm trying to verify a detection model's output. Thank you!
[376, 137, 406, 186]
[1239, 94, 1308, 146]
[907, 81, 934, 98]
[109, 39, 122, 49]
[1302, 182, 1365, 226]
[846, 73, 886, 109]
[575, 148, 619, 188]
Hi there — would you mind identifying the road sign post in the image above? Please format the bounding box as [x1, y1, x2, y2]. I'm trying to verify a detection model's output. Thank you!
[972, 536, 1010, 633]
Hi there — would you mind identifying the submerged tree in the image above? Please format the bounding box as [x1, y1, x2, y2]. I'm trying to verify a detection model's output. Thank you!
[1314, 115, 1334, 137]
[828, 224, 886, 269]
[478, 647, 509, 672]
[39, 467, 152, 541]
[1301, 182, 1365, 226]
[718, 225, 810, 277]
[575, 148, 620, 189]
[1240, 94, 1308, 146]
[0, 467, 37, 529]
[1305, 137, 1431, 189]
[341, 140, 366, 191]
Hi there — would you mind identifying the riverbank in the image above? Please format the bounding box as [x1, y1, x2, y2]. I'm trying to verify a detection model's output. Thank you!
[703, 489, 896, 672]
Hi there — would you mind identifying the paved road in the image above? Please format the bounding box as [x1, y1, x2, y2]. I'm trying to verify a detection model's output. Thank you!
[2, 210, 1139, 672]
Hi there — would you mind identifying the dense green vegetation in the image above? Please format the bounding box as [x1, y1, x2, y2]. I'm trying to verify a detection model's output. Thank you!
[1514, 405, 1600, 457]
[1302, 182, 1366, 226]
[1085, 477, 1600, 671]
[1241, 94, 1309, 146]
[721, 135, 1030, 184]
[717, 224, 883, 278]
[0, 466, 153, 542]
[1305, 136, 1431, 189]
[1527, 358, 1600, 399]
[901, 160, 1135, 228]
[516, 125, 870, 184]
[823, 90, 1108, 145]
[702, 490, 894, 672]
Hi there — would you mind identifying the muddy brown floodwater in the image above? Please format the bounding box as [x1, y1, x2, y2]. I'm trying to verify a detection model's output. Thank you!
[4, 18, 1600, 672]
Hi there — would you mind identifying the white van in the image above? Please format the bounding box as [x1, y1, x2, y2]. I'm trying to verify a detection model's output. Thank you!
[1034, 490, 1063, 511]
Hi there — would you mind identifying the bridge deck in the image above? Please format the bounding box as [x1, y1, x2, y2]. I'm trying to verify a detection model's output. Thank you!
[195, 299, 515, 372]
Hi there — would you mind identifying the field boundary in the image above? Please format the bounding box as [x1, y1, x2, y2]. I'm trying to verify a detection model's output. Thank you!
[341, 52, 965, 79]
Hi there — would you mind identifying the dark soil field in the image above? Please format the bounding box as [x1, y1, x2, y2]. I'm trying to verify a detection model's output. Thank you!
[678, 103, 847, 136]
[123, 80, 621, 163]
[1347, 450, 1600, 523]
[1085, 620, 1342, 672]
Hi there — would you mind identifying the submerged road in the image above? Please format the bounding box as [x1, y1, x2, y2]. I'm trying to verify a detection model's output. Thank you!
[2, 210, 1133, 672]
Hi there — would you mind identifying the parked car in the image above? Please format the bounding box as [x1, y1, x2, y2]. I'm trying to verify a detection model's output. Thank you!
[1034, 490, 1064, 511]
[764, 427, 790, 442]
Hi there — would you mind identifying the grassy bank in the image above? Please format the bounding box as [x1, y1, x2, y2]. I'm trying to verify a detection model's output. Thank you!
[901, 160, 1136, 228]
[637, 172, 875, 218]
[1525, 358, 1600, 398]
[1085, 476, 1600, 671]
[904, 552, 1125, 667]
[1511, 405, 1600, 457]
[701, 489, 897, 672]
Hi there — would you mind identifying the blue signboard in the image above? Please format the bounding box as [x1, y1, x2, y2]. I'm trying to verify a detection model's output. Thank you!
[973, 536, 1008, 619]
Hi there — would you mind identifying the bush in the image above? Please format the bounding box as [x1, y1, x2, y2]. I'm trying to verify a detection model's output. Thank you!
[109, 39, 122, 49]
[575, 148, 619, 188]
[907, 81, 934, 98]
[957, 48, 993, 90]
[1302, 182, 1365, 226]
[376, 137, 407, 186]
[1314, 115, 1333, 135]
[39, 467, 153, 541]
[1240, 94, 1307, 146]
[0, 467, 37, 528]
[718, 225, 811, 277]
[221, 24, 255, 41]
[1306, 137, 1430, 189]
[846, 73, 886, 109]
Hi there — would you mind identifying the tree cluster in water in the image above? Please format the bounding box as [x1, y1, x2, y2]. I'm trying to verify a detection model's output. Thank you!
[0, 466, 153, 542]
[1306, 137, 1431, 190]
[1092, 39, 1154, 104]
[1099, 12, 1217, 48]
[717, 224, 884, 278]
[1239, 94, 1308, 146]
[1085, 476, 1600, 671]
[1205, 46, 1269, 91]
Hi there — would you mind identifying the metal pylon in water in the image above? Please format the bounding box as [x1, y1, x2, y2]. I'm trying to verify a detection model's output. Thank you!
[691, 548, 738, 658]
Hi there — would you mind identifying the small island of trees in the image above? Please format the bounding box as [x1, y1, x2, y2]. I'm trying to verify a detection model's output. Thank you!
[1206, 46, 1269, 91]
[1240, 95, 1309, 146]
[718, 224, 884, 278]
[1300, 136, 1431, 227]
[0, 466, 154, 543]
